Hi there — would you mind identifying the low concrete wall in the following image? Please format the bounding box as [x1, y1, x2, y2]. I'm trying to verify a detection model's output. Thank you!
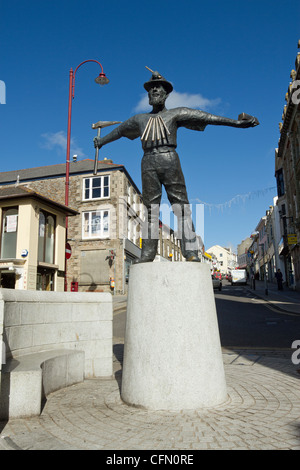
[0, 299, 3, 392]
[0, 289, 113, 378]
[0, 349, 85, 420]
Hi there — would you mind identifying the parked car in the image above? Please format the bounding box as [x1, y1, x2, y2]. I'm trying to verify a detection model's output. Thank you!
[212, 274, 222, 291]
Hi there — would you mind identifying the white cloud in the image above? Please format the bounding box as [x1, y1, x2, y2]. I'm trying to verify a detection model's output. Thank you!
[40, 131, 85, 157]
[134, 90, 221, 112]
[134, 95, 150, 112]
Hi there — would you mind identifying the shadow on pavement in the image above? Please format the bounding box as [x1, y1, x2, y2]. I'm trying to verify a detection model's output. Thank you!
[113, 343, 124, 392]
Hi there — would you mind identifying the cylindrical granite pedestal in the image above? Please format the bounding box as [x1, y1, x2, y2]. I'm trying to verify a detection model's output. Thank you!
[121, 262, 227, 410]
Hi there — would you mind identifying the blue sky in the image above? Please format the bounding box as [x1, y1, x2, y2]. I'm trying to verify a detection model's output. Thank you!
[0, 0, 299, 252]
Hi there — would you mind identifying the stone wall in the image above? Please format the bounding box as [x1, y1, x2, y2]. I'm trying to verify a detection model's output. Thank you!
[27, 168, 131, 293]
[0, 288, 113, 377]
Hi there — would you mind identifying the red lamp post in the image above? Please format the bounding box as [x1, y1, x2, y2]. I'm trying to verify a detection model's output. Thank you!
[65, 59, 109, 207]
[64, 60, 109, 291]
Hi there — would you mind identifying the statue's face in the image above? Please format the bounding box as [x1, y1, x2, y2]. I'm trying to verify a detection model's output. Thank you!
[148, 85, 168, 106]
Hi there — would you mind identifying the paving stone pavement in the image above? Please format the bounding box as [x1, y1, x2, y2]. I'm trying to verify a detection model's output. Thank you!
[1, 347, 300, 451]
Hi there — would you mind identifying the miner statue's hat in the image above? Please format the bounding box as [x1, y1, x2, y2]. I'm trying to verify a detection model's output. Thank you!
[144, 67, 173, 94]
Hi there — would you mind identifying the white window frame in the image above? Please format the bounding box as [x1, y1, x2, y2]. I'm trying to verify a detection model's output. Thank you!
[83, 175, 110, 201]
[82, 210, 110, 239]
[127, 216, 132, 241]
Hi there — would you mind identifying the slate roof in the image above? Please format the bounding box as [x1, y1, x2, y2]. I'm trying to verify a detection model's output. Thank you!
[0, 159, 124, 184]
[0, 159, 141, 196]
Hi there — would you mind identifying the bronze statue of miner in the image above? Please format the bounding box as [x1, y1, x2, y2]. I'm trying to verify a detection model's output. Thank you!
[94, 69, 259, 263]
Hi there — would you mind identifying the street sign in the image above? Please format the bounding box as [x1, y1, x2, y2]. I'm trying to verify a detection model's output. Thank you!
[66, 242, 72, 259]
[288, 234, 298, 245]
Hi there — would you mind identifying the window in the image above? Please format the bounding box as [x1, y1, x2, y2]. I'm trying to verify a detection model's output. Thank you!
[38, 211, 56, 264]
[127, 184, 132, 204]
[36, 268, 54, 291]
[127, 216, 132, 240]
[82, 210, 109, 239]
[1, 207, 18, 259]
[83, 176, 110, 200]
[275, 169, 285, 198]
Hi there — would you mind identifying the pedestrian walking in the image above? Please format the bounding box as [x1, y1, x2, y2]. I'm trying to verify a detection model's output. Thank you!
[275, 269, 283, 290]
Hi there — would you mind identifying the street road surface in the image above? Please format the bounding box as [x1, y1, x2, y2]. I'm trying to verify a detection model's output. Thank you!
[113, 282, 300, 350]
[215, 282, 300, 350]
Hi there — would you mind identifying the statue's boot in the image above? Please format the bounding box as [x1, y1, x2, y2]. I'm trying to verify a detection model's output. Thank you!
[133, 238, 158, 264]
[179, 209, 201, 262]
[185, 252, 201, 262]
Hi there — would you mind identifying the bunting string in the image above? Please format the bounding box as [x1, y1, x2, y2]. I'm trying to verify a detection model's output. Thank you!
[191, 186, 277, 215]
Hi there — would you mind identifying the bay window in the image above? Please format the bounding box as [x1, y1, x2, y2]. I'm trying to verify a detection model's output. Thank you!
[38, 210, 56, 264]
[1, 207, 18, 259]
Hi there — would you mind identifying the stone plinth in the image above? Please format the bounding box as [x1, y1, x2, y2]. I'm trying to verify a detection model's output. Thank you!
[121, 262, 227, 410]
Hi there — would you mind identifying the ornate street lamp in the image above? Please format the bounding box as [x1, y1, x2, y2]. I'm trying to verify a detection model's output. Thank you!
[64, 60, 109, 291]
[65, 59, 109, 207]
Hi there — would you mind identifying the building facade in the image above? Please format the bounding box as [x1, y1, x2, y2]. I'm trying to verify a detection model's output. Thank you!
[275, 40, 300, 289]
[206, 245, 237, 275]
[0, 158, 187, 293]
[237, 237, 252, 270]
[0, 185, 77, 291]
[240, 40, 300, 291]
[241, 200, 292, 287]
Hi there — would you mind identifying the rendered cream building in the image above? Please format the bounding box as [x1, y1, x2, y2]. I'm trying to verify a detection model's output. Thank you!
[206, 245, 237, 275]
[0, 185, 77, 291]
